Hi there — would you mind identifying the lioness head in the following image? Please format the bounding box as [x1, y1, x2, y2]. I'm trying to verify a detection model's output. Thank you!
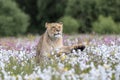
[45, 22, 63, 39]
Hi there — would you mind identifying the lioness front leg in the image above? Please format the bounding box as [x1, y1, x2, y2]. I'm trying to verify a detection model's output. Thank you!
[57, 44, 85, 56]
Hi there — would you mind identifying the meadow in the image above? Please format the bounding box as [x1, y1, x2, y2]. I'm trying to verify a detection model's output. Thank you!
[0, 34, 120, 80]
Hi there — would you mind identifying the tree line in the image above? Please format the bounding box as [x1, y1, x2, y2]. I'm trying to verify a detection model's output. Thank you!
[0, 0, 120, 36]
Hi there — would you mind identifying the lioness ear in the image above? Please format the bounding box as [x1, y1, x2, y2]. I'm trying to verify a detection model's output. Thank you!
[45, 22, 49, 28]
[59, 22, 63, 25]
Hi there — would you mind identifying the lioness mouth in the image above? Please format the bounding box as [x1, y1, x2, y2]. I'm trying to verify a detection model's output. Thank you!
[55, 32, 61, 35]
[54, 33, 61, 37]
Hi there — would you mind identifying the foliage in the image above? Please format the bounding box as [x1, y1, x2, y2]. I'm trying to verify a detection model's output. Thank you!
[95, 0, 120, 22]
[0, 0, 29, 36]
[0, 0, 120, 35]
[65, 0, 120, 33]
[15, 0, 38, 33]
[37, 0, 68, 34]
[15, 0, 68, 34]
[59, 16, 79, 34]
[65, 0, 98, 33]
[92, 15, 119, 34]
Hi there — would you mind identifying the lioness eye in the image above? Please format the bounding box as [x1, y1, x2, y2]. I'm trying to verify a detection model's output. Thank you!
[57, 26, 60, 28]
[52, 26, 55, 28]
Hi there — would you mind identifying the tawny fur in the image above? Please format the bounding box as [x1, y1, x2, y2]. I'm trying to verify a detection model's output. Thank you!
[36, 22, 85, 63]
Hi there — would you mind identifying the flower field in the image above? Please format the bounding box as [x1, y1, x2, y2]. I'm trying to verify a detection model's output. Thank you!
[0, 34, 120, 80]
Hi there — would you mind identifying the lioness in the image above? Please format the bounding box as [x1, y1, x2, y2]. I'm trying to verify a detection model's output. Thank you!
[36, 22, 85, 63]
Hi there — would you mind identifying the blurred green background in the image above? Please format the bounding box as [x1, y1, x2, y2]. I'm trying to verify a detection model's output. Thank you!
[0, 0, 120, 36]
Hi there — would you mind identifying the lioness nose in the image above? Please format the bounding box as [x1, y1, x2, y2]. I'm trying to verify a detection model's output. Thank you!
[56, 30, 60, 32]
